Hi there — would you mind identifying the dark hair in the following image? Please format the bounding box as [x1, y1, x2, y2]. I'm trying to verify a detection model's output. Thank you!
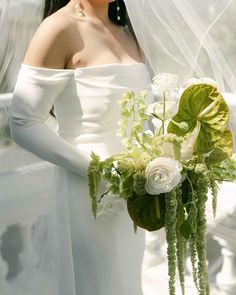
[43, 0, 140, 116]
[43, 0, 137, 36]
[44, 0, 127, 26]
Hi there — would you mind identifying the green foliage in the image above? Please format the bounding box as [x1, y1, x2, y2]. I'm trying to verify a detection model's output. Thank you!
[209, 154, 236, 217]
[165, 190, 178, 295]
[204, 129, 233, 164]
[87, 84, 234, 295]
[176, 188, 186, 295]
[189, 233, 200, 291]
[210, 154, 236, 182]
[127, 194, 166, 231]
[117, 91, 154, 153]
[209, 175, 218, 218]
[195, 176, 209, 295]
[168, 84, 233, 163]
[133, 170, 146, 195]
[87, 152, 103, 219]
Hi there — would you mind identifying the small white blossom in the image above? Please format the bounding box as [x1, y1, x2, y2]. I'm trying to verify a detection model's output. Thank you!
[145, 157, 182, 195]
[146, 103, 157, 116]
[147, 101, 178, 134]
[152, 73, 179, 101]
[152, 73, 179, 94]
[146, 101, 178, 119]
[151, 117, 162, 129]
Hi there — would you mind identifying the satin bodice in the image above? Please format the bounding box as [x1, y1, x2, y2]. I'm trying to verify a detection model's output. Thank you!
[54, 63, 153, 158]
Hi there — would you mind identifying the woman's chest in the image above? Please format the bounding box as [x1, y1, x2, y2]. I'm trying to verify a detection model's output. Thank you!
[67, 25, 141, 69]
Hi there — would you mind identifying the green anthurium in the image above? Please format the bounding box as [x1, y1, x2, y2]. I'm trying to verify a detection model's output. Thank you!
[127, 194, 166, 231]
[168, 84, 233, 161]
[205, 129, 233, 163]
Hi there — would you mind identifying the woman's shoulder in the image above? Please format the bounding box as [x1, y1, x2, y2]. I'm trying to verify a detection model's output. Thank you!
[23, 9, 76, 69]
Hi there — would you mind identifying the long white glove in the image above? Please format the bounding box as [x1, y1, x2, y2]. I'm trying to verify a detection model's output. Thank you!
[10, 65, 89, 178]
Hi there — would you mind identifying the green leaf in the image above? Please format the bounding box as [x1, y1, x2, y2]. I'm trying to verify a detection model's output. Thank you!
[167, 84, 233, 161]
[205, 129, 233, 163]
[210, 154, 236, 182]
[127, 194, 166, 231]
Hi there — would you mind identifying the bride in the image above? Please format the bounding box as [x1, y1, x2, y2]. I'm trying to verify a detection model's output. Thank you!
[5, 0, 236, 294]
[10, 0, 152, 294]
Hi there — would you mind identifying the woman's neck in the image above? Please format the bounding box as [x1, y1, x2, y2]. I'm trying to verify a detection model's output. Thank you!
[69, 0, 110, 24]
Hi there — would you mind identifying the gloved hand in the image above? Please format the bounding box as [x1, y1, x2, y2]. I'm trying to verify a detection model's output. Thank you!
[10, 64, 89, 178]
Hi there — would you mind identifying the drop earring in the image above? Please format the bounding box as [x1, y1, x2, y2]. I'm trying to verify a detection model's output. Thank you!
[116, 0, 121, 21]
[74, 2, 85, 18]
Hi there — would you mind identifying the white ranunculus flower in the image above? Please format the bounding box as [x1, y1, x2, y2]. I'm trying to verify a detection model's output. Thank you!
[145, 157, 182, 195]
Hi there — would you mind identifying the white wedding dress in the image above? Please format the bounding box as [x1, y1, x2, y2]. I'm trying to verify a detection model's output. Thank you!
[10, 62, 153, 295]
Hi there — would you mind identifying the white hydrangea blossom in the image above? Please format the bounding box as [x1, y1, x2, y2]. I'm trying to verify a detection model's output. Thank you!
[152, 73, 179, 100]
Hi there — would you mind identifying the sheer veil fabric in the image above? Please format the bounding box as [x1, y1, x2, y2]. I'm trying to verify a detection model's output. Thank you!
[0, 0, 44, 93]
[125, 0, 236, 92]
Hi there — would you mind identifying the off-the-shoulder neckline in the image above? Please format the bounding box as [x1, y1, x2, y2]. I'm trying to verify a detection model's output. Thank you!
[21, 62, 146, 72]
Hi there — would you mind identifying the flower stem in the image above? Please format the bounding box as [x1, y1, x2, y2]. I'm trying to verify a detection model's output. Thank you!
[162, 92, 166, 135]
[154, 196, 161, 220]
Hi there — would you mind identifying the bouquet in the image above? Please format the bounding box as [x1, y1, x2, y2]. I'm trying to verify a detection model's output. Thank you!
[87, 73, 236, 295]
